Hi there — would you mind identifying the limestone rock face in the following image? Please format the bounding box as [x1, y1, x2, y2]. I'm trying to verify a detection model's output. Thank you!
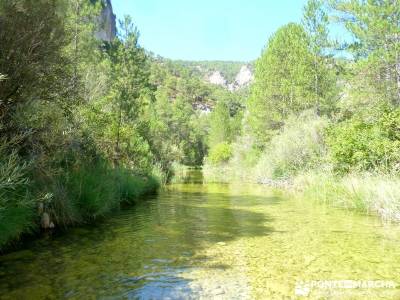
[207, 71, 227, 86]
[205, 65, 253, 91]
[234, 65, 253, 87]
[95, 0, 117, 42]
[228, 65, 253, 91]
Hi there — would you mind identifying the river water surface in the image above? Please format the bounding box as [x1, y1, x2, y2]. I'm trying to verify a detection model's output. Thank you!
[1, 171, 400, 299]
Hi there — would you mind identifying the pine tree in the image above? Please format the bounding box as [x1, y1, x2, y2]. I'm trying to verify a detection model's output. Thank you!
[107, 16, 152, 166]
[303, 0, 331, 108]
[331, 0, 400, 104]
[0, 0, 69, 127]
[246, 23, 317, 146]
[208, 101, 232, 148]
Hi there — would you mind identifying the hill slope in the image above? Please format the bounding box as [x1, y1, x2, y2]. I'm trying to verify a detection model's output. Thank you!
[173, 60, 254, 91]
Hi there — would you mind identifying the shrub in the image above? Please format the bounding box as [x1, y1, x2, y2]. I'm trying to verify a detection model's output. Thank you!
[114, 167, 159, 203]
[49, 158, 160, 226]
[0, 140, 35, 249]
[253, 111, 328, 180]
[207, 142, 233, 165]
[327, 108, 400, 173]
[60, 160, 119, 222]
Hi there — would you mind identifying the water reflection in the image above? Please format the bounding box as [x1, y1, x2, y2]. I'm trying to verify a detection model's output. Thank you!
[0, 172, 400, 299]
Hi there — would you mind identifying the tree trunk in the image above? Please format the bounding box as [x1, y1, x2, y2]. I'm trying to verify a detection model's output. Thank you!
[114, 99, 122, 167]
[395, 48, 400, 105]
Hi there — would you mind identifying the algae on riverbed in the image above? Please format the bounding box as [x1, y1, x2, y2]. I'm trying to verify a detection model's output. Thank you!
[0, 181, 400, 299]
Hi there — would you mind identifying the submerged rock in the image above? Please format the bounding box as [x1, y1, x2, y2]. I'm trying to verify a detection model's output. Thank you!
[41, 213, 50, 229]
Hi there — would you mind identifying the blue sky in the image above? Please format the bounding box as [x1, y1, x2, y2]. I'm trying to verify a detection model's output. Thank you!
[112, 0, 347, 61]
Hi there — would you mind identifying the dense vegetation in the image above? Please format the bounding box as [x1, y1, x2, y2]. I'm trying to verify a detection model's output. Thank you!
[1, 0, 399, 251]
[204, 0, 400, 222]
[0, 0, 240, 250]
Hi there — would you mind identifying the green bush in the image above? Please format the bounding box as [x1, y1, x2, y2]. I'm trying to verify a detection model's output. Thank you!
[49, 158, 160, 226]
[207, 142, 233, 165]
[0, 149, 161, 249]
[253, 111, 328, 180]
[0, 142, 35, 249]
[203, 112, 328, 183]
[327, 108, 400, 173]
[115, 167, 159, 203]
[65, 160, 119, 221]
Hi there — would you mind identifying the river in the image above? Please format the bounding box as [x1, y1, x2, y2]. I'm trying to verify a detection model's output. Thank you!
[1, 171, 400, 299]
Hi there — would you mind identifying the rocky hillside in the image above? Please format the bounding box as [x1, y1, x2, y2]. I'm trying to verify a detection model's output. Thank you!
[94, 0, 117, 42]
[174, 61, 254, 91]
[93, 1, 252, 90]
[207, 65, 253, 91]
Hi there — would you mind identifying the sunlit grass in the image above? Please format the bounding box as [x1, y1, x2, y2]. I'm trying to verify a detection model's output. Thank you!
[0, 153, 160, 250]
[295, 172, 400, 222]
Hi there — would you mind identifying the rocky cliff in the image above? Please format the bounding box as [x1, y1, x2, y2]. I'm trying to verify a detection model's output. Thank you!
[206, 64, 253, 91]
[208, 71, 227, 86]
[227, 65, 253, 91]
[95, 0, 117, 42]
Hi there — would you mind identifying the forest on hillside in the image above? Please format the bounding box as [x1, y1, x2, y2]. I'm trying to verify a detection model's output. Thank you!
[173, 60, 252, 84]
[1, 0, 400, 253]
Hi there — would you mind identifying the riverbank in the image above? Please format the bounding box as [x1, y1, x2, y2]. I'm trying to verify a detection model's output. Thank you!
[295, 172, 400, 223]
[0, 161, 160, 252]
[203, 110, 400, 224]
[203, 164, 400, 223]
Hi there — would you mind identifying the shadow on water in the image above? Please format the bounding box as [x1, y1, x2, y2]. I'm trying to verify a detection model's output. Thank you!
[0, 176, 280, 299]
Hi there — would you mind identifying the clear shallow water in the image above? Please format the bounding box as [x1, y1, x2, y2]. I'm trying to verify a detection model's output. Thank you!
[1, 172, 400, 299]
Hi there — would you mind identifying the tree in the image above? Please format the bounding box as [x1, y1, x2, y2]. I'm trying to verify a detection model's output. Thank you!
[65, 0, 103, 101]
[331, 0, 400, 104]
[0, 0, 69, 129]
[246, 23, 319, 146]
[107, 16, 152, 167]
[303, 0, 333, 106]
[208, 101, 232, 148]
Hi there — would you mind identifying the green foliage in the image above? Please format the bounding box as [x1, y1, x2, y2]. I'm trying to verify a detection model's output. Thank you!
[46, 157, 159, 226]
[303, 0, 329, 55]
[63, 160, 119, 221]
[0, 1, 163, 249]
[0, 139, 35, 249]
[331, 0, 400, 104]
[64, 0, 103, 99]
[208, 142, 233, 165]
[208, 90, 244, 148]
[203, 135, 262, 183]
[173, 60, 252, 84]
[114, 167, 159, 203]
[254, 111, 328, 180]
[208, 101, 232, 147]
[106, 16, 153, 168]
[327, 108, 400, 173]
[145, 59, 212, 168]
[0, 0, 70, 130]
[246, 23, 336, 146]
[297, 172, 400, 222]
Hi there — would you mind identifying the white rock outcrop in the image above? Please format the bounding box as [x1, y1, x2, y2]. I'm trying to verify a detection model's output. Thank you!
[206, 65, 253, 91]
[228, 65, 253, 91]
[207, 71, 227, 86]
